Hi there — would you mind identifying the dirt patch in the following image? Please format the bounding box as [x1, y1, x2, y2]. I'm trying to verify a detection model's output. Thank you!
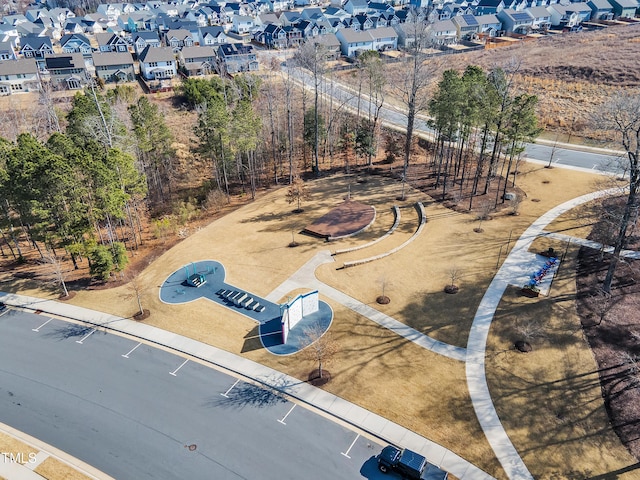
[575, 198, 640, 460]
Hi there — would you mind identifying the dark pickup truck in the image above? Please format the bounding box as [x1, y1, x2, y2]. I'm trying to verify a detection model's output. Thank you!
[377, 445, 448, 480]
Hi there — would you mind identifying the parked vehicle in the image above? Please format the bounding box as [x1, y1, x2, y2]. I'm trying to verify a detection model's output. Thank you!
[377, 445, 448, 480]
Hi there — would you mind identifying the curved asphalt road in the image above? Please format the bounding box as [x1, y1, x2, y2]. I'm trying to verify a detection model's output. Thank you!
[0, 309, 385, 480]
[287, 67, 624, 174]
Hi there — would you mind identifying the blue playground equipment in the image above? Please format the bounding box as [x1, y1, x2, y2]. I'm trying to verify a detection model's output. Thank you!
[184, 262, 207, 288]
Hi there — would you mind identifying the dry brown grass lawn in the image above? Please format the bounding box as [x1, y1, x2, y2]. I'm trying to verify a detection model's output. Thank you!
[34, 457, 92, 480]
[34, 159, 638, 478]
[0, 432, 37, 463]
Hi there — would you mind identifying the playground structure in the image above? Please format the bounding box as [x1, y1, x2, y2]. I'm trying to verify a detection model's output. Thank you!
[280, 291, 320, 344]
[184, 262, 207, 288]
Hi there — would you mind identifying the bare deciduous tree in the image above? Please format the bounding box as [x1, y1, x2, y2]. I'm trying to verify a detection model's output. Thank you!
[301, 322, 337, 381]
[44, 253, 69, 298]
[593, 93, 640, 293]
[286, 175, 311, 213]
[392, 10, 439, 199]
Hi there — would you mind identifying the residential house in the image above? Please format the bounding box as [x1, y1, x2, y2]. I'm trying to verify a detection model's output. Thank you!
[310, 32, 341, 59]
[430, 19, 458, 44]
[564, 2, 597, 22]
[216, 43, 258, 74]
[133, 31, 162, 56]
[280, 11, 303, 25]
[0, 23, 20, 47]
[95, 32, 130, 52]
[497, 8, 534, 33]
[59, 33, 93, 56]
[343, 0, 368, 15]
[0, 58, 40, 95]
[370, 26, 399, 50]
[0, 41, 16, 60]
[324, 6, 351, 21]
[368, 2, 396, 14]
[165, 28, 196, 50]
[475, 14, 503, 34]
[301, 7, 325, 20]
[282, 25, 303, 45]
[546, 3, 589, 26]
[475, 0, 506, 14]
[138, 45, 176, 79]
[263, 0, 291, 10]
[62, 19, 85, 34]
[18, 34, 53, 71]
[231, 15, 255, 34]
[179, 45, 217, 75]
[92, 51, 135, 83]
[526, 6, 552, 29]
[608, 0, 639, 17]
[44, 52, 88, 89]
[256, 23, 288, 49]
[587, 0, 614, 19]
[97, 3, 124, 21]
[451, 13, 481, 38]
[199, 26, 229, 46]
[353, 14, 375, 30]
[18, 34, 53, 59]
[335, 29, 374, 56]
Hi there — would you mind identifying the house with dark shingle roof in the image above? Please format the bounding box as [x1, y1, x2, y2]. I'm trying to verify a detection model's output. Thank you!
[60, 33, 93, 56]
[44, 52, 89, 90]
[216, 43, 258, 74]
[133, 31, 162, 56]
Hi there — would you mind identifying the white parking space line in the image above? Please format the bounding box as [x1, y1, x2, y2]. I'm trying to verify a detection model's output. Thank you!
[75, 328, 96, 344]
[32, 317, 53, 332]
[220, 379, 240, 398]
[169, 359, 189, 376]
[122, 342, 142, 358]
[341, 434, 359, 459]
[277, 404, 296, 425]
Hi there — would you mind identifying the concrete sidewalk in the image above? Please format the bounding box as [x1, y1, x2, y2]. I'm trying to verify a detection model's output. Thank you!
[0, 291, 492, 480]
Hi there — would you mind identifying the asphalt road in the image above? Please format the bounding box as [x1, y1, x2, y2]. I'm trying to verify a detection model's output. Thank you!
[0, 309, 389, 480]
[288, 66, 625, 174]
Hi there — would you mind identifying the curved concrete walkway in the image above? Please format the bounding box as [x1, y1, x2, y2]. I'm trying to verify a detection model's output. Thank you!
[466, 188, 617, 480]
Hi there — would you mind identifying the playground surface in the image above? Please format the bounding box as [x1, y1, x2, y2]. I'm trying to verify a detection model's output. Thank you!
[159, 260, 333, 355]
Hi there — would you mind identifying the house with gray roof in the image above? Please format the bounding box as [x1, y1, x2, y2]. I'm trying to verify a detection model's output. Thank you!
[587, 0, 614, 19]
[138, 45, 176, 79]
[179, 45, 217, 76]
[526, 6, 552, 29]
[497, 8, 534, 33]
[608, 0, 638, 17]
[0, 58, 40, 95]
[92, 51, 135, 83]
[0, 40, 16, 60]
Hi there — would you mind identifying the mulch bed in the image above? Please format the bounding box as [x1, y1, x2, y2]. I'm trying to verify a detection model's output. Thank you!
[576, 209, 640, 460]
[303, 200, 375, 239]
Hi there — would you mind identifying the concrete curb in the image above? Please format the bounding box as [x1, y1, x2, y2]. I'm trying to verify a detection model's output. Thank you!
[0, 292, 492, 480]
